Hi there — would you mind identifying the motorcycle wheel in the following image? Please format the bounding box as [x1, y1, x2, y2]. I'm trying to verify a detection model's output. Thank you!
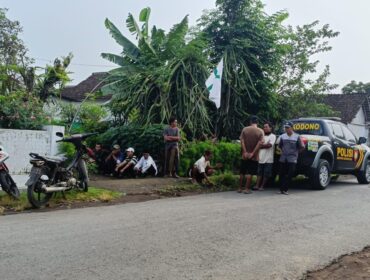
[27, 179, 52, 209]
[75, 161, 89, 192]
[0, 171, 20, 199]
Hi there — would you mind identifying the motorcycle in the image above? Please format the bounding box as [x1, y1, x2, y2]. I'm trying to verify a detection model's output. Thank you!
[0, 146, 20, 199]
[26, 132, 97, 208]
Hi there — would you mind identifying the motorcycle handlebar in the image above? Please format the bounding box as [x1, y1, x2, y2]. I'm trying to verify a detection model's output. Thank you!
[57, 132, 98, 143]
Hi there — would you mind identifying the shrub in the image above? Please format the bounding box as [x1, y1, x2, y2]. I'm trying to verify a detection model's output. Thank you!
[97, 124, 166, 161]
[96, 126, 241, 176]
[210, 172, 239, 187]
[179, 140, 240, 175]
[59, 102, 108, 134]
[0, 92, 48, 129]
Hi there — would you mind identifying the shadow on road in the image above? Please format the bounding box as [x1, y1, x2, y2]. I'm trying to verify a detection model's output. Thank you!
[215, 176, 366, 200]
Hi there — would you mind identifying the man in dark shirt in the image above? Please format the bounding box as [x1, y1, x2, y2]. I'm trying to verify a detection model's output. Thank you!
[163, 117, 180, 178]
[277, 121, 305, 195]
[239, 116, 264, 194]
[91, 143, 109, 174]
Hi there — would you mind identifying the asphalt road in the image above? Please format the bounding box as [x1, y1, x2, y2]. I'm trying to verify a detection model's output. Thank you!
[2, 179, 370, 280]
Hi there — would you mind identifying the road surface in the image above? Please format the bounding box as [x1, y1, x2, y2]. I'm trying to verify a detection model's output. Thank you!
[1, 179, 370, 280]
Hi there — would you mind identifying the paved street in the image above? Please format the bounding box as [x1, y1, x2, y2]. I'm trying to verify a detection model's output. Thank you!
[2, 179, 370, 280]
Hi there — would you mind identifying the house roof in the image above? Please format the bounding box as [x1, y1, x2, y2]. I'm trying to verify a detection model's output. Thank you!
[322, 93, 370, 124]
[61, 72, 111, 102]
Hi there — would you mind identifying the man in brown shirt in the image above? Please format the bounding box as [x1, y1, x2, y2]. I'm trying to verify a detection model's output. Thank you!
[239, 116, 264, 194]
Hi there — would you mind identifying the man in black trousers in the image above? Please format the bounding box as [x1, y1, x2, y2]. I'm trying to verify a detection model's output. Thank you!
[277, 121, 305, 195]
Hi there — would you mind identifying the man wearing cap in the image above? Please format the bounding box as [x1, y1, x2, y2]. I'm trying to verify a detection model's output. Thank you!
[277, 121, 305, 195]
[116, 147, 138, 177]
[104, 144, 124, 175]
[239, 116, 264, 194]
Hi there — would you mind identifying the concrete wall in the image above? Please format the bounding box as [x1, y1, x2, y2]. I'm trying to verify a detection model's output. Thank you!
[348, 108, 369, 142]
[0, 125, 64, 175]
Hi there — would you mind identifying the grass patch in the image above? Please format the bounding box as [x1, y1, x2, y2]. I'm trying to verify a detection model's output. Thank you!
[0, 192, 30, 212]
[0, 187, 122, 214]
[53, 187, 122, 203]
[210, 172, 239, 191]
[156, 173, 241, 196]
[156, 181, 202, 196]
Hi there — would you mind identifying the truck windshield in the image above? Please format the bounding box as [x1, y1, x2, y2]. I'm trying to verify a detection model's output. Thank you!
[291, 121, 323, 136]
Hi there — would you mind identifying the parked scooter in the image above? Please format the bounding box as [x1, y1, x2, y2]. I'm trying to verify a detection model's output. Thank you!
[0, 146, 20, 199]
[26, 132, 97, 208]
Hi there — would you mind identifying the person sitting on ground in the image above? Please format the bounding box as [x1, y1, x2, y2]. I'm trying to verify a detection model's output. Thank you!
[90, 143, 109, 174]
[104, 144, 124, 175]
[190, 150, 221, 186]
[115, 147, 138, 178]
[134, 151, 158, 177]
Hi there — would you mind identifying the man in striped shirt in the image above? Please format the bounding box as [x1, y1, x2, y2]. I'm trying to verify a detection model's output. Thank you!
[116, 147, 138, 178]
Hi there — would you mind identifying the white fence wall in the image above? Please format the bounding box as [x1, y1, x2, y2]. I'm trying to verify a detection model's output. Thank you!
[0, 126, 64, 175]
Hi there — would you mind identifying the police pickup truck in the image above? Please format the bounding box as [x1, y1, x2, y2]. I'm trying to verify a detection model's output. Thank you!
[279, 118, 370, 190]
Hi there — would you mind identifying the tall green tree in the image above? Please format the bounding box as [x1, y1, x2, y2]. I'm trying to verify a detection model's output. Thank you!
[0, 8, 72, 101]
[197, 0, 288, 138]
[275, 21, 339, 120]
[0, 8, 73, 129]
[198, 0, 338, 134]
[342, 81, 370, 94]
[102, 7, 212, 138]
[0, 8, 32, 94]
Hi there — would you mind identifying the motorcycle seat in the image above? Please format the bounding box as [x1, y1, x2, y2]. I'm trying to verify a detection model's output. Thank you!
[44, 155, 68, 163]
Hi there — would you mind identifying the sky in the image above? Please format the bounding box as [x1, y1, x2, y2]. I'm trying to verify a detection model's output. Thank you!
[2, 0, 370, 91]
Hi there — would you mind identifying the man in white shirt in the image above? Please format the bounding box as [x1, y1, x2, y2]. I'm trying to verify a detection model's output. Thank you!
[134, 151, 158, 177]
[191, 150, 215, 185]
[255, 122, 276, 191]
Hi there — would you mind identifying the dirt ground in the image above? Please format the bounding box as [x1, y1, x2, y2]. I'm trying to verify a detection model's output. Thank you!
[90, 175, 190, 195]
[305, 247, 370, 279]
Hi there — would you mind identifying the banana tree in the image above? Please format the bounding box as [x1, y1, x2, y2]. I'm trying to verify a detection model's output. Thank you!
[102, 7, 212, 138]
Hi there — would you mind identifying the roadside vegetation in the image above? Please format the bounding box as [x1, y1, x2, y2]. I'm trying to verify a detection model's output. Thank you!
[0, 187, 122, 214]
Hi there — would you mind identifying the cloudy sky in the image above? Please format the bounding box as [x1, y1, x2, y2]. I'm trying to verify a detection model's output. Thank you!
[2, 0, 370, 91]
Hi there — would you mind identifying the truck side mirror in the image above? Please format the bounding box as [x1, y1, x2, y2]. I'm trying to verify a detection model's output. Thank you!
[56, 132, 64, 138]
[358, 137, 367, 144]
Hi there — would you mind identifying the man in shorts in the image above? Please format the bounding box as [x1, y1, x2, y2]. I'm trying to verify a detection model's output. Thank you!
[239, 116, 264, 194]
[255, 122, 276, 191]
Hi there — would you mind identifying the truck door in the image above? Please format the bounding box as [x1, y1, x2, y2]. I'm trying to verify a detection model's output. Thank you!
[330, 123, 353, 171]
[341, 125, 359, 170]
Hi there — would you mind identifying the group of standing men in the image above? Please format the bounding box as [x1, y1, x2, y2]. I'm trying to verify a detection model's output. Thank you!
[239, 116, 305, 195]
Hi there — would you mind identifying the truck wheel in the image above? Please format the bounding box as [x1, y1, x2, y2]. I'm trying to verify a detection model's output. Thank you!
[356, 160, 370, 184]
[311, 159, 331, 190]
